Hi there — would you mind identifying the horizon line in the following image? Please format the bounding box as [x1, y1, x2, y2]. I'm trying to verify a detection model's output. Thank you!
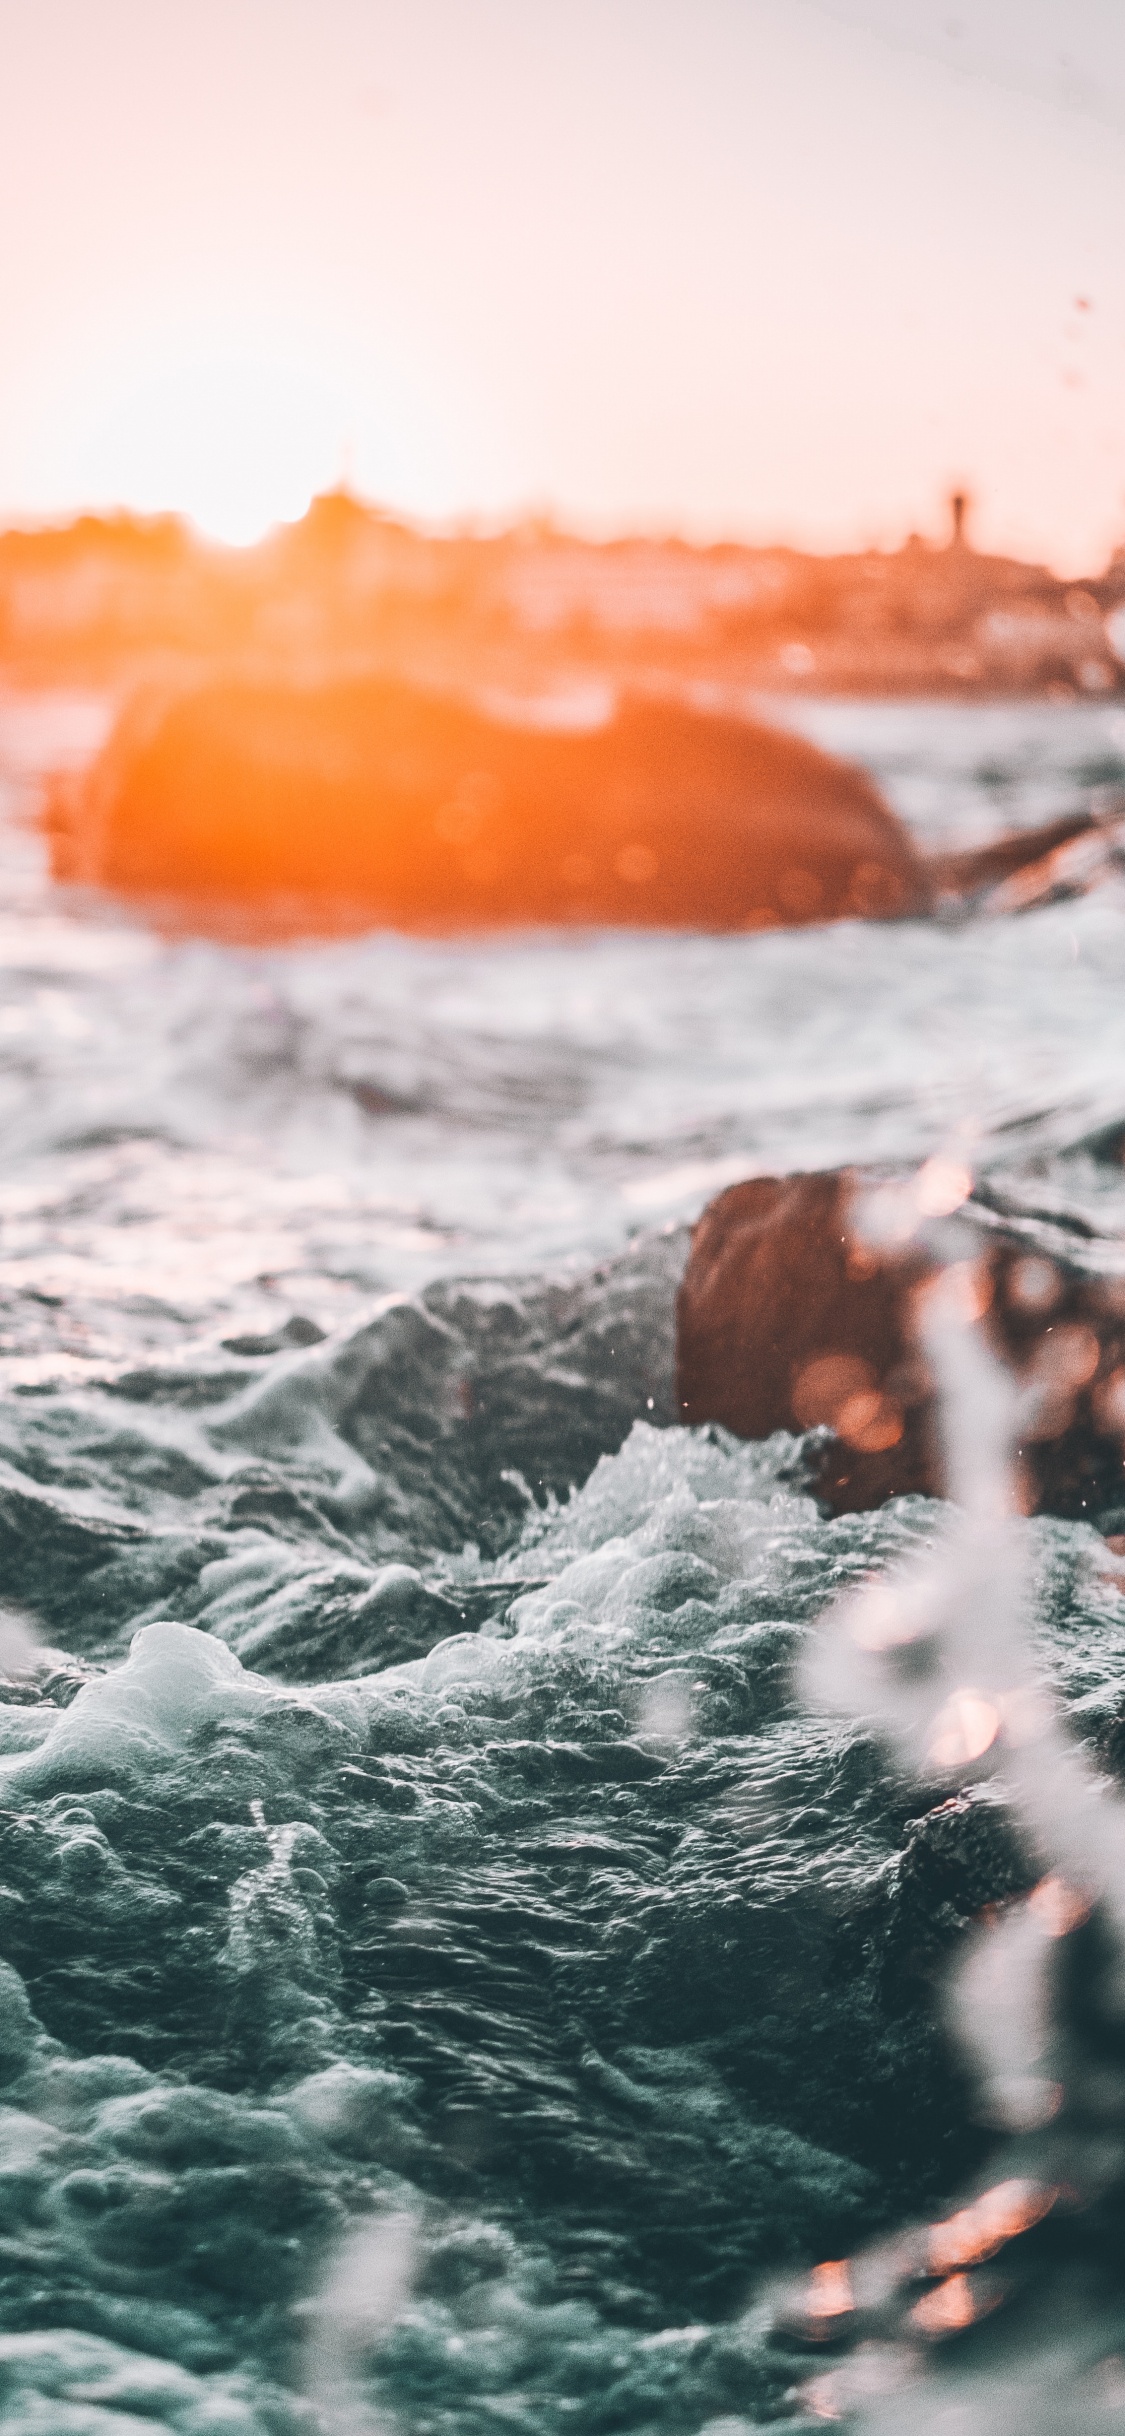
[1, 486, 1119, 579]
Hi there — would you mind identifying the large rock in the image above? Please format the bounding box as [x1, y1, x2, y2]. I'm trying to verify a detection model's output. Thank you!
[676, 1169, 1125, 1518]
[46, 673, 1091, 931]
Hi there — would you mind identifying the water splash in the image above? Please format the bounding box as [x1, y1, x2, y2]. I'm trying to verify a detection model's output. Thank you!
[788, 1240, 1125, 2428]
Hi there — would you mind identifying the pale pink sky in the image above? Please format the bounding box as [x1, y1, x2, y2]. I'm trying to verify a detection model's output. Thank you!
[2, 0, 1124, 569]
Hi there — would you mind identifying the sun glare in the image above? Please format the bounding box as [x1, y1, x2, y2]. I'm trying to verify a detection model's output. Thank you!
[62, 348, 434, 548]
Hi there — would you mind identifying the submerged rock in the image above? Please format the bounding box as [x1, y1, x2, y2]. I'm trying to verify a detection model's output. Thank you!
[44, 673, 1094, 931]
[676, 1167, 1125, 1518]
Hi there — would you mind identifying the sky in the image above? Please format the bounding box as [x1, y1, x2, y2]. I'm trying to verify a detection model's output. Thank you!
[1, 0, 1123, 568]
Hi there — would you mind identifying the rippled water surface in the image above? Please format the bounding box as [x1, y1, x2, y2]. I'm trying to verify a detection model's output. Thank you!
[1, 690, 1125, 2433]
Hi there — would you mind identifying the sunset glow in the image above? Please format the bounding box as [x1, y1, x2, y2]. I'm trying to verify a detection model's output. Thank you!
[3, 1, 1125, 566]
[73, 354, 362, 550]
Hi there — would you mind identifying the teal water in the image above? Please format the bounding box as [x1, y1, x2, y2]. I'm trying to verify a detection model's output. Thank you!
[1, 692, 1125, 2432]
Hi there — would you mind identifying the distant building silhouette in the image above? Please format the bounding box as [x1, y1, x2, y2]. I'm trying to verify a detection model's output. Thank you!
[1, 485, 1121, 697]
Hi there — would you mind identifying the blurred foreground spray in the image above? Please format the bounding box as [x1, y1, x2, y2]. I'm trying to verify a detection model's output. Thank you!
[305, 2212, 416, 2436]
[782, 1219, 1125, 2429]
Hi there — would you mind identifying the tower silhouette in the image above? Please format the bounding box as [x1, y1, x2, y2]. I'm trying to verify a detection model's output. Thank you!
[949, 488, 970, 548]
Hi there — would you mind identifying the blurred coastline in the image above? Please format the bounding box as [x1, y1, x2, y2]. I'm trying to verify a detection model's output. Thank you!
[2, 486, 1123, 707]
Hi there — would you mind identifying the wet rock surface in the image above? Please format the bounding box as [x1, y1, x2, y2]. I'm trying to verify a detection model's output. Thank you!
[676, 1166, 1125, 1521]
[47, 675, 1097, 938]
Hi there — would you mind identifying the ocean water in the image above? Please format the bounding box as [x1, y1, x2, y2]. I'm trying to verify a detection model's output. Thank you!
[1, 689, 1125, 2431]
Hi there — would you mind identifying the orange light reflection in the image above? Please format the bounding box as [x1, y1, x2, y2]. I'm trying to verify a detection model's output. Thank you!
[927, 2180, 1057, 2277]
